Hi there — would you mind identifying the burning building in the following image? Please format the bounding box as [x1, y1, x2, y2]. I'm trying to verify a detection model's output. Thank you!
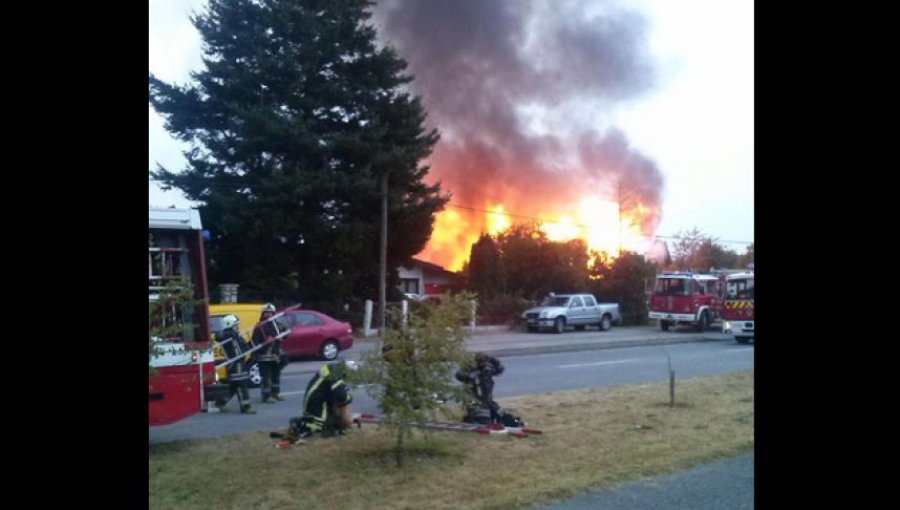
[373, 0, 665, 270]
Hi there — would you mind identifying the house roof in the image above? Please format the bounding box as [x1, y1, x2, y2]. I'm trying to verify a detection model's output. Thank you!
[404, 258, 458, 277]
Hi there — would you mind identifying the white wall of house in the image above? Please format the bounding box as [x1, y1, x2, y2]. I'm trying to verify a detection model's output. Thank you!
[397, 265, 424, 294]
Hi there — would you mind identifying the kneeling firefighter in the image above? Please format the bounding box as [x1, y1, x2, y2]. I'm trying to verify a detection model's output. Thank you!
[455, 352, 524, 427]
[287, 360, 358, 438]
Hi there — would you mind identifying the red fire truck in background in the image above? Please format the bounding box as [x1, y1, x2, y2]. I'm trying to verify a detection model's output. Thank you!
[721, 271, 754, 343]
[648, 272, 724, 332]
[149, 208, 223, 426]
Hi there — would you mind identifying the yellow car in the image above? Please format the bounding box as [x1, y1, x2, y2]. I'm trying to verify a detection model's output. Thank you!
[209, 303, 267, 387]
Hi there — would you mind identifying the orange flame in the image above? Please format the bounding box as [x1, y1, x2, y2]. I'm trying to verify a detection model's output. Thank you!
[486, 204, 511, 235]
[419, 197, 658, 271]
[418, 208, 478, 273]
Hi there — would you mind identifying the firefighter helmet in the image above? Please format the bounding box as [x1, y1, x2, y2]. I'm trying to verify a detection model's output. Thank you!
[263, 303, 276, 313]
[222, 314, 239, 330]
[328, 359, 359, 379]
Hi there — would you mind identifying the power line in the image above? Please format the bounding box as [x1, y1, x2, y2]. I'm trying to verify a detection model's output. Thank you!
[149, 177, 754, 245]
[444, 203, 753, 246]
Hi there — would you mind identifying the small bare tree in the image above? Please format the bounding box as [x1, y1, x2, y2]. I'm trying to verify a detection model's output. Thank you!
[352, 293, 474, 467]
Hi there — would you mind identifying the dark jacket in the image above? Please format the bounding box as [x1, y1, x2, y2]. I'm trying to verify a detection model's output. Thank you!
[218, 327, 250, 380]
[252, 317, 282, 362]
[456, 355, 504, 397]
[300, 363, 353, 432]
[219, 328, 247, 360]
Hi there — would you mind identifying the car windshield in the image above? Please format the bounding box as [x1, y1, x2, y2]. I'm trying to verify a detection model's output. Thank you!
[540, 296, 570, 307]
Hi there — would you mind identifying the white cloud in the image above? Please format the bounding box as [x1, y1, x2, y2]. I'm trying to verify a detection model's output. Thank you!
[615, 0, 754, 244]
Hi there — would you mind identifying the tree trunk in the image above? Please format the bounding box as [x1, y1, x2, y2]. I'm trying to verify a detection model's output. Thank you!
[394, 426, 406, 467]
[379, 172, 388, 336]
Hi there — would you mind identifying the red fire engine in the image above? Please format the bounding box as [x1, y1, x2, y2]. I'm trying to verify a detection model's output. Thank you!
[648, 272, 724, 332]
[149, 208, 222, 426]
[721, 271, 754, 343]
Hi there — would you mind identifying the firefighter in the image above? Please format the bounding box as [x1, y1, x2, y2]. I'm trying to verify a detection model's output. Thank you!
[215, 314, 256, 414]
[455, 352, 506, 424]
[252, 303, 283, 403]
[287, 360, 358, 439]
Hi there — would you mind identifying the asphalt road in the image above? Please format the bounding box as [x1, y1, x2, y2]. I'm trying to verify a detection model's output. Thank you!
[149, 326, 754, 510]
[149, 329, 751, 443]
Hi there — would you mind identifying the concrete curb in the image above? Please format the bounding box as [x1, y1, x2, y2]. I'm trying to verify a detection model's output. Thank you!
[478, 334, 732, 358]
[466, 325, 515, 334]
[292, 333, 732, 373]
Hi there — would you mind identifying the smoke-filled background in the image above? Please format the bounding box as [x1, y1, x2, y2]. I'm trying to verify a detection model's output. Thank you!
[150, 0, 755, 271]
[371, 0, 666, 269]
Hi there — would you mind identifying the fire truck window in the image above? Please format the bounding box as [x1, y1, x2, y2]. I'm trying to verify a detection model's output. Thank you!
[727, 279, 754, 299]
[657, 279, 691, 296]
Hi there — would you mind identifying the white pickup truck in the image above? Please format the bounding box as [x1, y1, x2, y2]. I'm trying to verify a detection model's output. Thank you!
[521, 293, 621, 333]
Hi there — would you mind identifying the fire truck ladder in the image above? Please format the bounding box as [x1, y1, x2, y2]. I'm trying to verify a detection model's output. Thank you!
[149, 246, 189, 292]
[354, 412, 543, 437]
[215, 313, 292, 369]
[149, 246, 197, 342]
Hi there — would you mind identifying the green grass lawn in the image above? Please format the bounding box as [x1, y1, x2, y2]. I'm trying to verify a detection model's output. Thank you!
[150, 370, 753, 510]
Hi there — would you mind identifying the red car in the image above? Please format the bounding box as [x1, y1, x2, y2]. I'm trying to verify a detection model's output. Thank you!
[279, 308, 354, 361]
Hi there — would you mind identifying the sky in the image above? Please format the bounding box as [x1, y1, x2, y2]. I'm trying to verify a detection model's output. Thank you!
[148, 0, 754, 256]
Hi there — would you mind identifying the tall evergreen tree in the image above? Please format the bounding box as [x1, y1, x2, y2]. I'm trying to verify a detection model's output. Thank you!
[495, 223, 548, 299]
[494, 223, 589, 299]
[149, 0, 447, 302]
[467, 233, 505, 299]
[588, 251, 657, 325]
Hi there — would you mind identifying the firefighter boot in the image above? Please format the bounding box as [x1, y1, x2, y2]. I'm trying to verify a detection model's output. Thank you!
[240, 397, 256, 414]
[215, 397, 231, 413]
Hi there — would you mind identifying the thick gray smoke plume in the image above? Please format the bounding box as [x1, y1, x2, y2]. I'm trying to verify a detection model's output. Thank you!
[371, 0, 664, 254]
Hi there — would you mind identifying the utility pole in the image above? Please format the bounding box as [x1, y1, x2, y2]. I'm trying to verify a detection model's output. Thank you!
[379, 171, 388, 336]
[617, 181, 623, 256]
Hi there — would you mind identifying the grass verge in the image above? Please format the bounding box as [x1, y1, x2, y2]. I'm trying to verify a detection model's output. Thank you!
[150, 370, 753, 510]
